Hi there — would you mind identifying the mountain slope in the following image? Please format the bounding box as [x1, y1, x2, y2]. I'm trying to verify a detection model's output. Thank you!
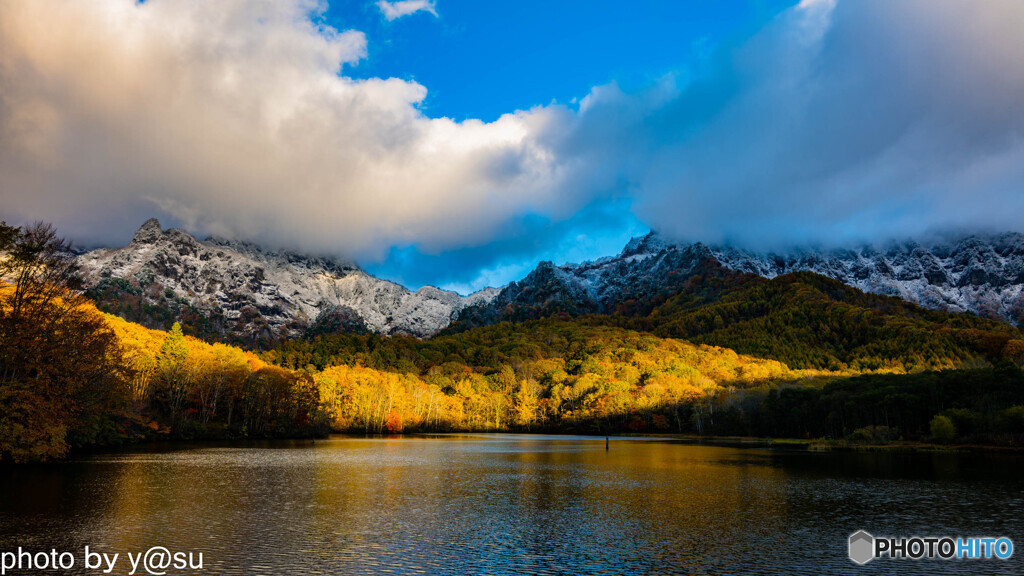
[449, 241, 721, 329]
[629, 267, 1023, 372]
[451, 240, 1023, 372]
[455, 231, 1024, 330]
[711, 233, 1024, 326]
[78, 219, 497, 343]
[78, 221, 1024, 347]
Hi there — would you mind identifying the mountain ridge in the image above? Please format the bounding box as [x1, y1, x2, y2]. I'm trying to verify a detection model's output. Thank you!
[77, 219, 498, 343]
[77, 220, 1024, 346]
[710, 233, 1024, 324]
[456, 231, 1024, 329]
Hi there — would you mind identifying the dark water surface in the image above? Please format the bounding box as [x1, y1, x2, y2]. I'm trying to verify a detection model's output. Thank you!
[1, 435, 1023, 575]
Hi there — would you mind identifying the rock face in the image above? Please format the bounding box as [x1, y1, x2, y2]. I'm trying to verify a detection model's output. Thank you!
[710, 233, 1024, 325]
[452, 240, 720, 327]
[460, 232, 1024, 327]
[77, 219, 498, 340]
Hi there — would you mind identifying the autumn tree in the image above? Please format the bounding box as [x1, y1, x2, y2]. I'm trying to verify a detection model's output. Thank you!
[0, 221, 128, 462]
[152, 322, 191, 423]
[514, 379, 543, 429]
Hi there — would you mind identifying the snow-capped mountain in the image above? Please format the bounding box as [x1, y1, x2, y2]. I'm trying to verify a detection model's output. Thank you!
[78, 220, 1024, 342]
[451, 239, 721, 327]
[710, 234, 1024, 325]
[458, 232, 1024, 328]
[77, 219, 498, 340]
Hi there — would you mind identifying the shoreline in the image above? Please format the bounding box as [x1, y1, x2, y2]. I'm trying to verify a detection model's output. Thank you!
[47, 430, 1024, 462]
[617, 432, 1024, 453]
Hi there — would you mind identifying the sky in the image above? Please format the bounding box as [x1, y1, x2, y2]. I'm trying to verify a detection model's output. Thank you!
[2, 0, 1024, 293]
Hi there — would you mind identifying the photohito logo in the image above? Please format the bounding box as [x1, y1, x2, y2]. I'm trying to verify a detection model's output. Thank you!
[848, 531, 1013, 565]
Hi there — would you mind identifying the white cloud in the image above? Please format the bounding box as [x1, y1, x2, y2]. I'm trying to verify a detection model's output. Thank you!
[561, 0, 1024, 249]
[3, 0, 1024, 270]
[0, 0, 573, 259]
[376, 0, 437, 21]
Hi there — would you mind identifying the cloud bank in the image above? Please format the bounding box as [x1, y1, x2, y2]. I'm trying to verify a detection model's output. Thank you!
[600, 0, 1024, 248]
[377, 0, 437, 21]
[2, 0, 1024, 282]
[0, 0, 575, 260]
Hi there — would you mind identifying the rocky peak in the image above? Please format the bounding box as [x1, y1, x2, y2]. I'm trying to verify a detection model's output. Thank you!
[457, 230, 1024, 330]
[706, 232, 1024, 326]
[622, 231, 669, 257]
[77, 218, 499, 342]
[131, 218, 164, 245]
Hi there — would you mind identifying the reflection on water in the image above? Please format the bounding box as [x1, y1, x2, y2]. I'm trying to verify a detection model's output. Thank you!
[1, 435, 1023, 575]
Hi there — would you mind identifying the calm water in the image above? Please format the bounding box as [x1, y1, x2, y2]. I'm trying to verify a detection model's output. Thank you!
[1, 435, 1023, 575]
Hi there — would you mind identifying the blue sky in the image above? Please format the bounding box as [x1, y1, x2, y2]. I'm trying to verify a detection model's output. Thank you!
[4, 1, 1024, 294]
[327, 0, 795, 291]
[323, 1, 793, 122]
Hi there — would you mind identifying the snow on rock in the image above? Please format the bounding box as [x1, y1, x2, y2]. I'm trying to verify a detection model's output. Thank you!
[707, 233, 1024, 326]
[77, 219, 498, 339]
[81, 220, 1024, 340]
[464, 231, 1024, 327]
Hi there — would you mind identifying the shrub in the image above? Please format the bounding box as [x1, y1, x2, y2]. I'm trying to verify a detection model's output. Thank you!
[997, 406, 1024, 435]
[846, 425, 899, 444]
[929, 415, 956, 443]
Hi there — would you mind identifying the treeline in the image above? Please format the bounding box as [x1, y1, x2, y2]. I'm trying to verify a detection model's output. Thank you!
[693, 363, 1024, 444]
[265, 320, 804, 434]
[618, 267, 1024, 372]
[109, 318, 327, 441]
[261, 319, 1024, 443]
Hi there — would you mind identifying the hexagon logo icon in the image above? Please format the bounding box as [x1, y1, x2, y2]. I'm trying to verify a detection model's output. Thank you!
[849, 530, 875, 565]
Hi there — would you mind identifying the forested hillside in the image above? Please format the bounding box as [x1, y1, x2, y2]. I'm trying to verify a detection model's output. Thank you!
[264, 316, 1024, 442]
[623, 267, 1024, 371]
[265, 319, 805, 433]
[0, 222, 327, 462]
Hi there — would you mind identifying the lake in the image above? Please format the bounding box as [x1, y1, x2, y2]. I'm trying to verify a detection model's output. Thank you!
[1, 435, 1022, 575]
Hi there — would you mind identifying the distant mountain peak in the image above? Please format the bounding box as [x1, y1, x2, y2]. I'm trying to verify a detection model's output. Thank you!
[131, 217, 164, 245]
[78, 218, 498, 343]
[86, 218, 1024, 342]
[622, 231, 669, 257]
[456, 229, 1024, 330]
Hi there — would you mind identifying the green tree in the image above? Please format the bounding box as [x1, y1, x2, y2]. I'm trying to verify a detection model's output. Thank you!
[154, 322, 190, 422]
[160, 322, 188, 365]
[929, 415, 956, 443]
[997, 406, 1024, 435]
